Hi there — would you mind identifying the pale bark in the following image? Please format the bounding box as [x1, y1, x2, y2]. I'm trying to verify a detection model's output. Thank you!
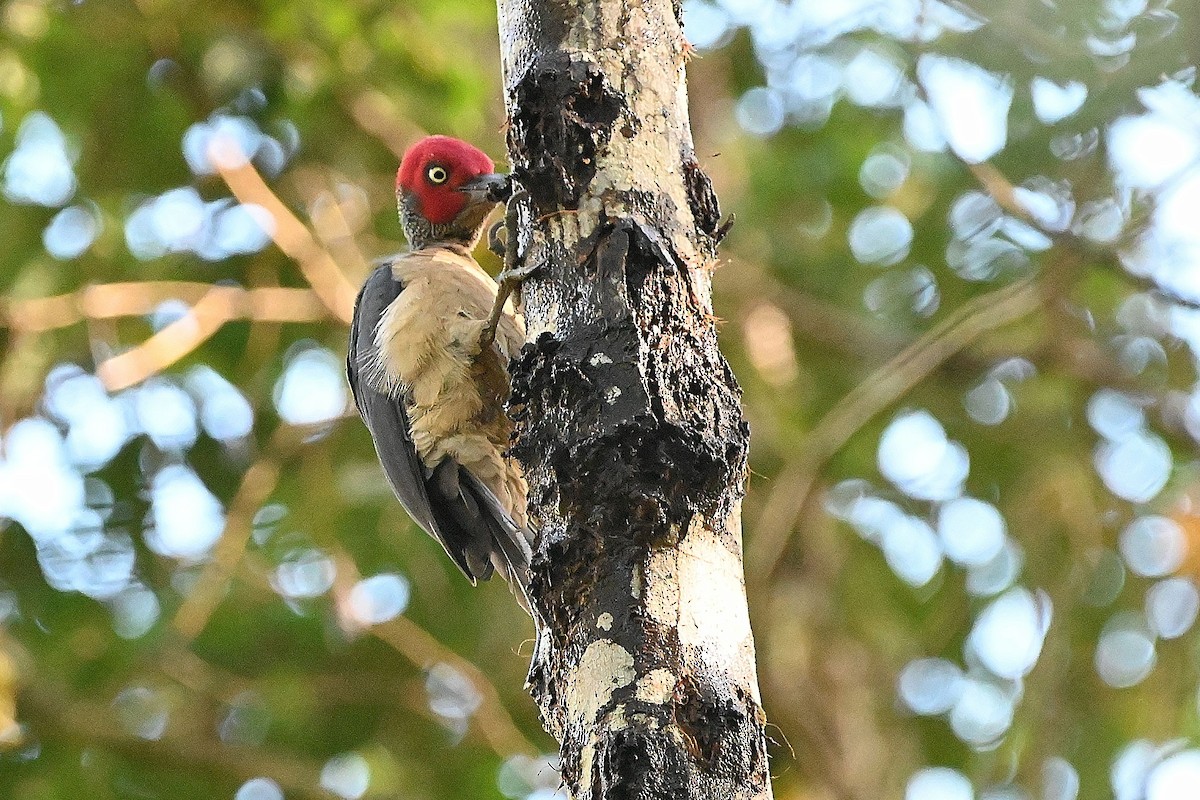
[495, 1, 773, 798]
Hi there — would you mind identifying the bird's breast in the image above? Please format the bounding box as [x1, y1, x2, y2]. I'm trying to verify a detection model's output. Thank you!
[373, 253, 517, 472]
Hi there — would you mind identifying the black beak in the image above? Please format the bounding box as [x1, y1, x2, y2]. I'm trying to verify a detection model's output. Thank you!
[458, 173, 513, 204]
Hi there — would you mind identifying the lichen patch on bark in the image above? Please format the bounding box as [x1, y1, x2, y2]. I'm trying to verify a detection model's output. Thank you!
[635, 669, 677, 705]
[566, 639, 637, 730]
[676, 523, 759, 701]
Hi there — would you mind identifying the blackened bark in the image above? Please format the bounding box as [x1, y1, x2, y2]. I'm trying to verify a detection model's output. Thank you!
[496, 1, 773, 798]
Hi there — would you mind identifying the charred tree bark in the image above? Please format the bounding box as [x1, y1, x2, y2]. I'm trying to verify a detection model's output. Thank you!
[496, 2, 772, 799]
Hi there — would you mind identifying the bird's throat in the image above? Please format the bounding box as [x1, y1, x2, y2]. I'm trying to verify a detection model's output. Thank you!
[400, 193, 493, 251]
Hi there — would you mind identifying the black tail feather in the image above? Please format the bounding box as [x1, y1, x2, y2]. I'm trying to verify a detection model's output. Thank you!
[426, 459, 536, 620]
[458, 469, 536, 616]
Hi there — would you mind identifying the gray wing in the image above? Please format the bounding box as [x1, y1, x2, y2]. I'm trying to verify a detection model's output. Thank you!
[346, 262, 527, 586]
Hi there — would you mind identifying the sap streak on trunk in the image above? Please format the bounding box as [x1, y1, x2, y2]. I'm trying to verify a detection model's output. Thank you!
[496, 1, 773, 798]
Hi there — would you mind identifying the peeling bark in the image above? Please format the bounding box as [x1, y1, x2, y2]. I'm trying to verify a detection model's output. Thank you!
[496, 1, 772, 798]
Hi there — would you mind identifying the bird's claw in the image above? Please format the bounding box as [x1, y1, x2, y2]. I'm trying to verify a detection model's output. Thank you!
[487, 219, 507, 261]
[496, 259, 540, 286]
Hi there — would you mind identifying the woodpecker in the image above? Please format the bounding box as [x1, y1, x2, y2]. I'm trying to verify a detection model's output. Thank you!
[346, 135, 533, 601]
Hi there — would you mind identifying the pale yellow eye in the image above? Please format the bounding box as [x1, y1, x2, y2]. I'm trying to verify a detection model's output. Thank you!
[426, 165, 448, 184]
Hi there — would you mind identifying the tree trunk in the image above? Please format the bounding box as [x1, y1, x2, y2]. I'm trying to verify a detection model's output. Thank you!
[495, 2, 773, 798]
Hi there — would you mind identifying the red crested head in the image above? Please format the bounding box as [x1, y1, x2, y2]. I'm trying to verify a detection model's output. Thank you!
[396, 135, 496, 226]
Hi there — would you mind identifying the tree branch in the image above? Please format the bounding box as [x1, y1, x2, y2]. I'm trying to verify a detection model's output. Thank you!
[747, 278, 1043, 578]
[1, 282, 330, 333]
[18, 679, 337, 800]
[214, 156, 358, 324]
[169, 426, 293, 643]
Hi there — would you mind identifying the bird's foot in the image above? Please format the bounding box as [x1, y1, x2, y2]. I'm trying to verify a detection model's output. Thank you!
[495, 259, 540, 290]
[481, 190, 536, 350]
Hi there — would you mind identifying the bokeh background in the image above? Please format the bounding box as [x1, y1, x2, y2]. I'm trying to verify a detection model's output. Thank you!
[1, 1, 1199, 799]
